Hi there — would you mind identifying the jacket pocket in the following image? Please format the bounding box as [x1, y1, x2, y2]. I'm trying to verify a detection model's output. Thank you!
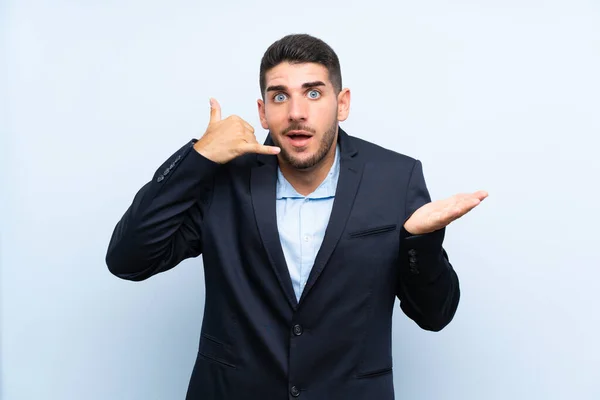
[198, 333, 237, 369]
[348, 224, 397, 239]
[355, 366, 393, 379]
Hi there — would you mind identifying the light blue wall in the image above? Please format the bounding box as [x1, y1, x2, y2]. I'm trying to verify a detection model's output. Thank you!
[2, 1, 599, 399]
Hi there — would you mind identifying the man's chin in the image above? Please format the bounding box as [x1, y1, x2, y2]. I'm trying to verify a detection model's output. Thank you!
[280, 151, 316, 170]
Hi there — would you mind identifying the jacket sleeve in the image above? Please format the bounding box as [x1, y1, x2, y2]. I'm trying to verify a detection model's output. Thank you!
[105, 139, 221, 281]
[396, 159, 460, 331]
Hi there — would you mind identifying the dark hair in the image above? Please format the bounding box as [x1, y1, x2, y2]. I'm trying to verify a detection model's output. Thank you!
[259, 34, 342, 98]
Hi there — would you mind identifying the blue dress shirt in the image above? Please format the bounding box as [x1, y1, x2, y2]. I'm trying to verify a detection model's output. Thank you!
[276, 144, 341, 301]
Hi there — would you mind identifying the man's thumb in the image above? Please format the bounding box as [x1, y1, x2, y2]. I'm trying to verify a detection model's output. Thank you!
[209, 98, 221, 123]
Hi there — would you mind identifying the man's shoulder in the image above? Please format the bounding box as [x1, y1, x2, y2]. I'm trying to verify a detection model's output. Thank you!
[347, 134, 417, 167]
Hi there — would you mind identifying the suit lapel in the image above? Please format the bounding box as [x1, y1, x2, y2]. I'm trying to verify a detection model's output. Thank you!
[251, 155, 298, 310]
[299, 129, 364, 305]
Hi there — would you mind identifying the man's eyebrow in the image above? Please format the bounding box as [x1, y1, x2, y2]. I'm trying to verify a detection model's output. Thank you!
[302, 81, 326, 89]
[265, 81, 327, 92]
[266, 85, 287, 92]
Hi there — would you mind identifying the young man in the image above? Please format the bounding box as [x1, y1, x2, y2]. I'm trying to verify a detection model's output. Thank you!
[106, 33, 487, 399]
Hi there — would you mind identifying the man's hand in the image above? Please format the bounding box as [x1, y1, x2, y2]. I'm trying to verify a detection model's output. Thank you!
[404, 190, 489, 235]
[193, 98, 281, 164]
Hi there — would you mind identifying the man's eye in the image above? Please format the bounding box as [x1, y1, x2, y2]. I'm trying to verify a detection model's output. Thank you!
[308, 90, 321, 99]
[274, 93, 287, 102]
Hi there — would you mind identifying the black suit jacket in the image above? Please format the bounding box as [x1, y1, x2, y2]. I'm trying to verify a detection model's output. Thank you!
[106, 127, 460, 400]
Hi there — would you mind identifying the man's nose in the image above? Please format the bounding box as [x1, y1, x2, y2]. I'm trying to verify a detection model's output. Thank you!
[288, 98, 308, 121]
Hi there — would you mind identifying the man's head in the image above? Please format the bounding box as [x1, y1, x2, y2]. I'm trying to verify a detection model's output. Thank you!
[257, 34, 350, 170]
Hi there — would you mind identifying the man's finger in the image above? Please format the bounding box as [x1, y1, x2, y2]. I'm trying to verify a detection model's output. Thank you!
[243, 142, 281, 155]
[209, 98, 222, 123]
[457, 195, 481, 209]
[473, 190, 489, 200]
[241, 120, 255, 134]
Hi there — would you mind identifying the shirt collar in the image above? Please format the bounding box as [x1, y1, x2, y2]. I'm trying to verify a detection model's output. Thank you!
[276, 144, 340, 200]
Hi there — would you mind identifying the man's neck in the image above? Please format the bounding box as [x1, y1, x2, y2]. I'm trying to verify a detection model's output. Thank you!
[278, 144, 337, 197]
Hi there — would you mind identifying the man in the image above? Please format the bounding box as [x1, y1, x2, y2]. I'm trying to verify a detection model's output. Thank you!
[106, 33, 487, 399]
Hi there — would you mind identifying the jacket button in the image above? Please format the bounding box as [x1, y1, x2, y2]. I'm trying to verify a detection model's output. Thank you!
[293, 324, 303, 336]
[290, 386, 300, 397]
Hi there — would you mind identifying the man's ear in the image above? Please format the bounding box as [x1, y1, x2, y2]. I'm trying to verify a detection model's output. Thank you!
[257, 98, 269, 129]
[337, 88, 351, 122]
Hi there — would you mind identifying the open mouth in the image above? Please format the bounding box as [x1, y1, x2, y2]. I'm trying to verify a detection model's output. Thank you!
[286, 134, 312, 147]
[286, 131, 313, 147]
[288, 133, 312, 139]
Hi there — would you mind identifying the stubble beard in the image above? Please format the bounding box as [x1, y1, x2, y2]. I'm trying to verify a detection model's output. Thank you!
[273, 120, 338, 170]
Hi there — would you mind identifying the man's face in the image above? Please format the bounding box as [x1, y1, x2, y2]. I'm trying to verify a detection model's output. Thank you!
[258, 62, 350, 170]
